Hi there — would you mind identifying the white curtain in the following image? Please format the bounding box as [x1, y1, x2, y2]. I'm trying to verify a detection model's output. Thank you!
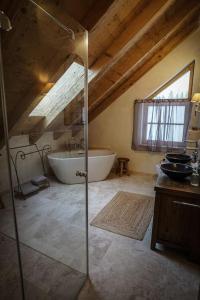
[132, 99, 192, 152]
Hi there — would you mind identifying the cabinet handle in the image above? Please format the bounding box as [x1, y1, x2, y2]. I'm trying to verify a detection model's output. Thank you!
[76, 170, 87, 177]
[173, 201, 200, 209]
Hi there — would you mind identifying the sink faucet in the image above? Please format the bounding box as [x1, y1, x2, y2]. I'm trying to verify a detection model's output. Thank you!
[191, 150, 198, 163]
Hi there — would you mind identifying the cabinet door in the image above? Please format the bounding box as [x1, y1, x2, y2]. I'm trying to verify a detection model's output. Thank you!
[187, 203, 200, 262]
[157, 194, 192, 248]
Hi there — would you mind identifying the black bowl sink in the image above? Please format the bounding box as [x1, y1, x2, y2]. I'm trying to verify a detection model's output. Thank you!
[161, 163, 193, 180]
[166, 153, 191, 164]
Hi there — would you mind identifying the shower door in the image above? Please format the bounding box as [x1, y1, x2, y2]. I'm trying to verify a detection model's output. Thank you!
[0, 1, 88, 299]
[0, 11, 24, 299]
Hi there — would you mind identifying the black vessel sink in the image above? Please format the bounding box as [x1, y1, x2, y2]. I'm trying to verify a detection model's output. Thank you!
[160, 163, 193, 180]
[166, 153, 191, 164]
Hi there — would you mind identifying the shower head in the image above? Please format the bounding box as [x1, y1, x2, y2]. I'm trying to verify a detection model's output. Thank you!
[0, 11, 12, 32]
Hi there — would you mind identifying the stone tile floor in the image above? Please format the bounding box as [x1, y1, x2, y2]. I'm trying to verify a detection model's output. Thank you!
[0, 233, 86, 300]
[0, 179, 87, 273]
[0, 173, 200, 299]
[80, 173, 200, 300]
[0, 177, 87, 299]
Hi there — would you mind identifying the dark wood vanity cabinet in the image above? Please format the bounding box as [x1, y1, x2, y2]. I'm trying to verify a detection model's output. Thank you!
[151, 174, 200, 263]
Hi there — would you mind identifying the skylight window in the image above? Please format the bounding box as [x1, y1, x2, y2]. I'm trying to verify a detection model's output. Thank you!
[30, 62, 95, 123]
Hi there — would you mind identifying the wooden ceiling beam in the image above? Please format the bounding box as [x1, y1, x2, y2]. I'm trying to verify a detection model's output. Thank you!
[89, 6, 200, 122]
[80, 0, 115, 31]
[88, 0, 147, 67]
[64, 0, 169, 129]
[88, 0, 200, 110]
[90, 0, 168, 72]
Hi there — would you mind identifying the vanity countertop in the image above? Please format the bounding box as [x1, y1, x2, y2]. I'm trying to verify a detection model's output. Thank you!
[155, 173, 200, 199]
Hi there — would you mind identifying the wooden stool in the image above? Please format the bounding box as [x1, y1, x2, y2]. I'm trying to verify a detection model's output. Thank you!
[117, 157, 130, 176]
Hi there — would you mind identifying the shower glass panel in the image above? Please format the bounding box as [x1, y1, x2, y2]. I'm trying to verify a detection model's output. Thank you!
[0, 114, 23, 299]
[0, 1, 88, 299]
[0, 15, 24, 299]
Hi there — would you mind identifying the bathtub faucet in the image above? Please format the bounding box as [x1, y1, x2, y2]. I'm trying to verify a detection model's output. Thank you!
[75, 141, 85, 150]
[66, 141, 84, 151]
[66, 142, 72, 151]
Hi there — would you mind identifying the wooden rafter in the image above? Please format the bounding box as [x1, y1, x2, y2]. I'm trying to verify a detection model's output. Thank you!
[89, 6, 200, 121]
[89, 0, 169, 72]
[33, 0, 150, 139]
[63, 0, 170, 131]
[88, 0, 200, 109]
[73, 0, 169, 100]
[65, 0, 200, 131]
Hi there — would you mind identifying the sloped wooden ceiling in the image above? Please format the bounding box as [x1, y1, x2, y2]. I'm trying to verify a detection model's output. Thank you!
[67, 0, 200, 135]
[88, 0, 200, 122]
[0, 0, 115, 143]
[1, 0, 200, 142]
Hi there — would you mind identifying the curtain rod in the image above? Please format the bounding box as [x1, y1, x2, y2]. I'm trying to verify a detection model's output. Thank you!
[135, 98, 191, 103]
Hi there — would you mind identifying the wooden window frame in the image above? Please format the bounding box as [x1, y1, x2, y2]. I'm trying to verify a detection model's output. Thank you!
[149, 61, 195, 100]
[141, 61, 195, 148]
[140, 101, 189, 148]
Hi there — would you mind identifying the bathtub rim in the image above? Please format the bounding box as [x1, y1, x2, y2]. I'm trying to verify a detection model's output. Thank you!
[47, 149, 116, 161]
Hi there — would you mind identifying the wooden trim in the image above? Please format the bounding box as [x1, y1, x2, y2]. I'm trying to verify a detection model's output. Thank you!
[188, 61, 195, 99]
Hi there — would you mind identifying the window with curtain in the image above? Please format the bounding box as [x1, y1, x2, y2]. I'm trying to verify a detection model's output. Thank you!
[132, 62, 194, 152]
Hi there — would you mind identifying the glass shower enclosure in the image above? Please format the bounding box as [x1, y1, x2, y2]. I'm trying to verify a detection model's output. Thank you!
[0, 1, 88, 299]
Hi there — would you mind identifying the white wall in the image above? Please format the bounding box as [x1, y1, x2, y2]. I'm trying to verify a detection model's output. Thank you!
[89, 28, 200, 174]
[0, 131, 71, 192]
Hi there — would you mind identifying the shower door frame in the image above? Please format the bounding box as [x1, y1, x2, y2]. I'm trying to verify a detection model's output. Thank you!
[0, 10, 25, 300]
[0, 4, 89, 299]
[84, 30, 89, 276]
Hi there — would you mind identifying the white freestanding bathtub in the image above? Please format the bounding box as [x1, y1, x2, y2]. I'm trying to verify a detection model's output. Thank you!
[47, 149, 116, 184]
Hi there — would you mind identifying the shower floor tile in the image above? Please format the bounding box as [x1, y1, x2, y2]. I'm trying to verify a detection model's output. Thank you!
[0, 178, 87, 273]
[0, 233, 86, 300]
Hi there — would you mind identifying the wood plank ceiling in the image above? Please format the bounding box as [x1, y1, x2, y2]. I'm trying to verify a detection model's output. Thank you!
[0, 0, 200, 143]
